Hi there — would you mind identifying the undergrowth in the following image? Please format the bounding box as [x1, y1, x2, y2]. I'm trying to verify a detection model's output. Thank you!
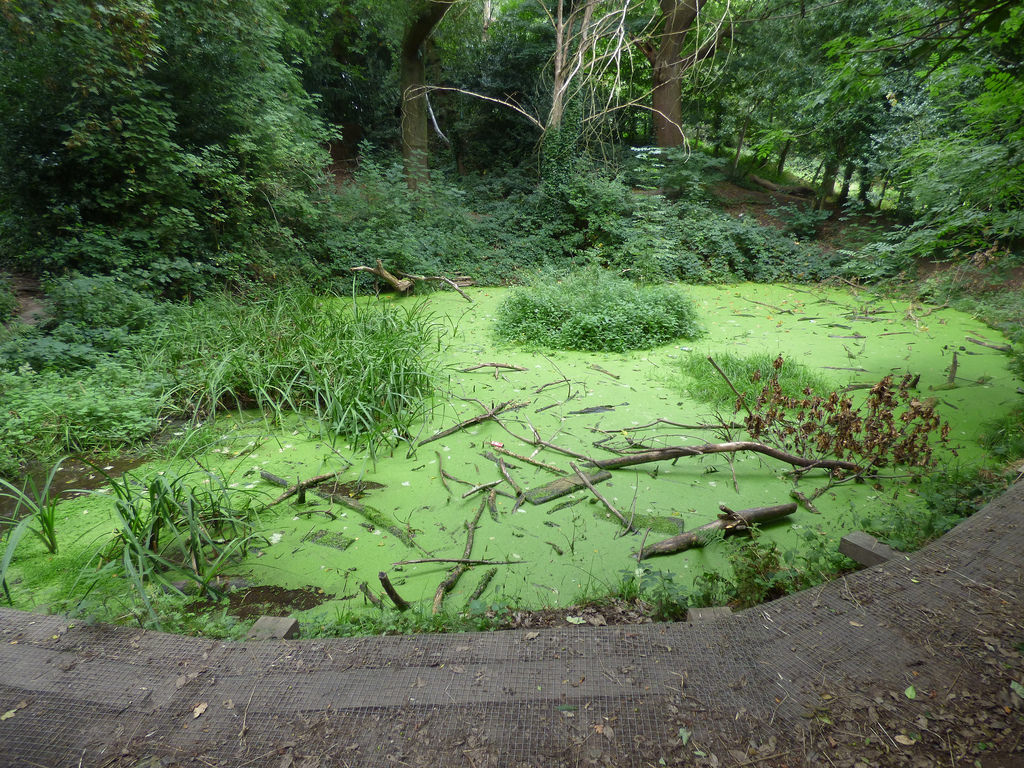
[494, 268, 702, 352]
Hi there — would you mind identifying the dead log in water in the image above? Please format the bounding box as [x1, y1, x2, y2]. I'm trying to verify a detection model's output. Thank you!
[638, 502, 797, 559]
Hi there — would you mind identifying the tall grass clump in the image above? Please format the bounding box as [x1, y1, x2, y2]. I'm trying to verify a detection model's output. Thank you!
[494, 269, 702, 353]
[140, 286, 440, 447]
[676, 351, 833, 408]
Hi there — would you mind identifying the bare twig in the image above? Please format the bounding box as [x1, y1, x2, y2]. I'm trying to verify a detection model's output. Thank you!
[460, 362, 527, 373]
[419, 400, 529, 446]
[965, 336, 1011, 352]
[588, 442, 860, 474]
[359, 582, 383, 608]
[487, 443, 564, 474]
[569, 461, 637, 535]
[433, 501, 486, 614]
[396, 558, 521, 566]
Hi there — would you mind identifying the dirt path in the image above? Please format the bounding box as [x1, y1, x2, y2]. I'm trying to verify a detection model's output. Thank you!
[1, 479, 1020, 767]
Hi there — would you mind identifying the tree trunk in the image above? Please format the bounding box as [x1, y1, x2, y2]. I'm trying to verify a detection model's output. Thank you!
[776, 138, 792, 176]
[816, 158, 840, 211]
[400, 1, 453, 190]
[731, 113, 751, 174]
[639, 0, 717, 149]
[836, 163, 855, 211]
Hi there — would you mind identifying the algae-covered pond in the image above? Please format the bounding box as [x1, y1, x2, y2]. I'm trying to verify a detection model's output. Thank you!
[6, 283, 1017, 630]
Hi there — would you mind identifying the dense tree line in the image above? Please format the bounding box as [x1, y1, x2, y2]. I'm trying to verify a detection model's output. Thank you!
[0, 0, 1020, 291]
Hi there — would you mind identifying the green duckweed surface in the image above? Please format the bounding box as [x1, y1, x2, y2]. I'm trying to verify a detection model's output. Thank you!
[6, 283, 1017, 629]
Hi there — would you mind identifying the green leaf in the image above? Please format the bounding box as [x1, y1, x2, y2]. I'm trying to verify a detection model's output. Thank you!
[678, 727, 691, 745]
[904, 685, 916, 700]
[1010, 680, 1024, 699]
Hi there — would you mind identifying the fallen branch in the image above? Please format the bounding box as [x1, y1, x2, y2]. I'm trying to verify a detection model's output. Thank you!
[587, 442, 860, 474]
[351, 260, 414, 293]
[487, 443, 564, 474]
[569, 462, 637, 535]
[461, 479, 503, 499]
[419, 400, 529, 447]
[966, 336, 1011, 353]
[790, 489, 820, 514]
[262, 471, 345, 507]
[395, 558, 521, 566]
[467, 568, 498, 604]
[460, 362, 528, 374]
[589, 364, 620, 380]
[433, 501, 486, 614]
[523, 468, 613, 505]
[397, 271, 474, 301]
[639, 503, 797, 559]
[378, 572, 411, 611]
[947, 350, 959, 385]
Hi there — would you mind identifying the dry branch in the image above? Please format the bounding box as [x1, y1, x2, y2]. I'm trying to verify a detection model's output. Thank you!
[487, 443, 564, 474]
[523, 468, 613, 505]
[790, 489, 820, 514]
[569, 462, 637, 534]
[433, 501, 486, 614]
[639, 503, 797, 559]
[460, 362, 528, 373]
[707, 356, 752, 417]
[351, 260, 414, 293]
[395, 558, 521, 566]
[419, 400, 529, 447]
[587, 442, 860, 474]
[966, 336, 1011, 353]
[397, 271, 474, 301]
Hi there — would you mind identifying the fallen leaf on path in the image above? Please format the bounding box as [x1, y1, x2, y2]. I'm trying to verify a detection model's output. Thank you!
[192, 702, 208, 718]
[1, 701, 27, 721]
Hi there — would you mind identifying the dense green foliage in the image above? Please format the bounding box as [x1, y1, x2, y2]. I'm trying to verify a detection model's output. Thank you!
[0, 0, 331, 294]
[495, 269, 702, 352]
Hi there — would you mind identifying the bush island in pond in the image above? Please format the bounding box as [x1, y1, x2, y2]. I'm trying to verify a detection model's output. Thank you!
[495, 270, 702, 353]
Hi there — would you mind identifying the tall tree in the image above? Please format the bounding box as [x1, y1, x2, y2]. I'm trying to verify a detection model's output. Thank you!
[634, 0, 724, 147]
[401, 0, 456, 188]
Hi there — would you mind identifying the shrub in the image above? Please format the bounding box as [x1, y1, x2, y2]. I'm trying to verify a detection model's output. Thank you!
[494, 268, 703, 352]
[767, 203, 831, 241]
[0, 275, 15, 320]
[0, 362, 164, 477]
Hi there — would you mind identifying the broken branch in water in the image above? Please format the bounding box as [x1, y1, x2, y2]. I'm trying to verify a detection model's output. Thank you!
[569, 462, 637, 535]
[262, 471, 345, 507]
[790, 489, 820, 514]
[966, 336, 1011, 353]
[467, 568, 498, 604]
[460, 362, 528, 374]
[395, 558, 522, 566]
[419, 400, 529, 447]
[378, 571, 411, 611]
[433, 501, 486, 614]
[396, 271, 474, 301]
[351, 260, 415, 293]
[586, 442, 860, 475]
[487, 443, 564, 474]
[461, 479, 503, 499]
[639, 502, 797, 559]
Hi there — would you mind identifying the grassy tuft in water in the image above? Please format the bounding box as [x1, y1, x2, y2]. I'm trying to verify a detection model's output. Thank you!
[494, 269, 702, 353]
[138, 286, 441, 449]
[676, 351, 833, 409]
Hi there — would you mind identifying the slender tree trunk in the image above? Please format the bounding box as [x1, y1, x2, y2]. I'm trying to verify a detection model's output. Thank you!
[776, 138, 792, 176]
[732, 113, 751, 174]
[816, 158, 840, 210]
[400, 1, 453, 190]
[836, 163, 855, 210]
